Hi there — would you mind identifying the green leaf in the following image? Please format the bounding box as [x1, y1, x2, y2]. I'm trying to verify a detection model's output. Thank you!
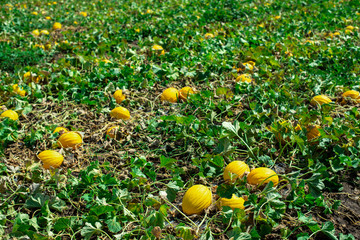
[53, 218, 71, 232]
[296, 233, 310, 240]
[81, 222, 102, 240]
[321, 222, 337, 240]
[210, 155, 224, 167]
[250, 227, 261, 239]
[131, 167, 147, 179]
[306, 173, 325, 198]
[222, 121, 239, 135]
[25, 194, 50, 209]
[49, 197, 67, 212]
[215, 138, 233, 156]
[166, 187, 177, 202]
[105, 217, 122, 233]
[176, 224, 194, 240]
[298, 212, 317, 225]
[216, 184, 235, 199]
[199, 230, 214, 240]
[145, 210, 165, 228]
[339, 233, 355, 240]
[229, 227, 252, 239]
[216, 87, 233, 99]
[32, 233, 49, 240]
[160, 155, 177, 169]
[90, 205, 115, 216]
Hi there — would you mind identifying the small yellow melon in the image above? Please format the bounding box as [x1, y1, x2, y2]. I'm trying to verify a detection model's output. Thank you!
[306, 125, 321, 142]
[236, 74, 252, 83]
[53, 22, 62, 30]
[58, 131, 83, 149]
[243, 61, 255, 71]
[179, 87, 194, 100]
[342, 90, 360, 104]
[161, 88, 179, 103]
[53, 127, 69, 135]
[346, 26, 355, 31]
[106, 126, 119, 139]
[40, 30, 50, 35]
[204, 33, 215, 39]
[113, 90, 126, 104]
[0, 110, 19, 121]
[223, 161, 250, 182]
[310, 95, 332, 106]
[152, 44, 165, 55]
[220, 194, 245, 210]
[32, 29, 40, 36]
[182, 185, 212, 215]
[110, 107, 131, 120]
[38, 150, 64, 169]
[247, 167, 279, 186]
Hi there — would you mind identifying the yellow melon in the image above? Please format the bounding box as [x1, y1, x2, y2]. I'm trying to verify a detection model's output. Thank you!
[113, 90, 126, 104]
[106, 126, 119, 139]
[247, 167, 279, 186]
[220, 194, 245, 210]
[223, 161, 250, 182]
[0, 110, 19, 121]
[310, 95, 332, 106]
[110, 107, 131, 120]
[182, 185, 212, 215]
[58, 131, 83, 149]
[161, 88, 179, 103]
[38, 150, 64, 169]
[179, 87, 194, 100]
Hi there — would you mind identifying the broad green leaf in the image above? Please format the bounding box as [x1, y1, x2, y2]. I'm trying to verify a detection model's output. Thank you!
[105, 217, 122, 233]
[81, 222, 102, 240]
[160, 155, 177, 168]
[90, 205, 115, 216]
[53, 218, 71, 232]
[176, 225, 195, 240]
[25, 194, 50, 209]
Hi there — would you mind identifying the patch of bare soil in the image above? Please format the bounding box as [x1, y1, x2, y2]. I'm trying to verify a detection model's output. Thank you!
[329, 182, 360, 238]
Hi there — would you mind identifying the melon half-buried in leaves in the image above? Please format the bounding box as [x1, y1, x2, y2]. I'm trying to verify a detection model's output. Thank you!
[310, 95, 332, 106]
[53, 127, 69, 135]
[113, 90, 126, 104]
[38, 150, 64, 169]
[271, 120, 302, 144]
[306, 125, 321, 142]
[204, 33, 215, 39]
[342, 90, 360, 104]
[223, 161, 250, 182]
[152, 44, 165, 55]
[58, 131, 83, 149]
[247, 167, 279, 186]
[0, 110, 19, 121]
[182, 185, 212, 215]
[236, 74, 252, 83]
[179, 87, 194, 100]
[106, 126, 119, 139]
[243, 61, 255, 71]
[220, 194, 245, 210]
[12, 84, 26, 97]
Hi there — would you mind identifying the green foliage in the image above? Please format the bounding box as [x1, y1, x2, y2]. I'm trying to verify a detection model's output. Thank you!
[0, 0, 359, 239]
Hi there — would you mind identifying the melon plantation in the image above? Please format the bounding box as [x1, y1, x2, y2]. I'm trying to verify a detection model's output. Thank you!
[0, 0, 359, 239]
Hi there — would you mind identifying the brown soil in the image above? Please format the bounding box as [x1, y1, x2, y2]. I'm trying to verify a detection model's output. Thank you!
[329, 182, 360, 238]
